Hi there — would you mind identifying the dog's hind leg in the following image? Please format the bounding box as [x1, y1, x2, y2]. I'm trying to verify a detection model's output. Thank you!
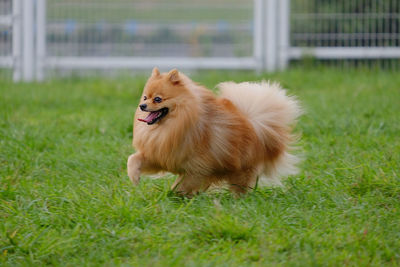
[172, 175, 212, 197]
[228, 170, 258, 196]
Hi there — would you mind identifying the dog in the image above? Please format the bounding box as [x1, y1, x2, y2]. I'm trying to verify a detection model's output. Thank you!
[127, 68, 301, 196]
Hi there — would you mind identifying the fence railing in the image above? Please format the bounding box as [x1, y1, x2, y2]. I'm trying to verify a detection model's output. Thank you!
[289, 0, 400, 62]
[0, 0, 399, 81]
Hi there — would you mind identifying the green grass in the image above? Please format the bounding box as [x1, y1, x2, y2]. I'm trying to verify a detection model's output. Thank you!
[1, 69, 400, 266]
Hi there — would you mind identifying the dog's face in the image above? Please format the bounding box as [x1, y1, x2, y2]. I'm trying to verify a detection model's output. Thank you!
[137, 68, 188, 125]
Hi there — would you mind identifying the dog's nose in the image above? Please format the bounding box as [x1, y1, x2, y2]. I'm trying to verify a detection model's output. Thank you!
[139, 104, 147, 111]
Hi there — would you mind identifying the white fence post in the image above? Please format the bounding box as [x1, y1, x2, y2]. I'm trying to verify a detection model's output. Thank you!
[278, 0, 290, 70]
[22, 0, 34, 81]
[12, 0, 21, 81]
[254, 0, 264, 72]
[36, 0, 46, 81]
[265, 0, 278, 72]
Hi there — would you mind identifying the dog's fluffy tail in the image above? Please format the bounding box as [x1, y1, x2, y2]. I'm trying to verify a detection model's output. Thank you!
[218, 81, 302, 185]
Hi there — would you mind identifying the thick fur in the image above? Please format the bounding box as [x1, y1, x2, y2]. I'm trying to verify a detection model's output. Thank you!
[127, 68, 301, 196]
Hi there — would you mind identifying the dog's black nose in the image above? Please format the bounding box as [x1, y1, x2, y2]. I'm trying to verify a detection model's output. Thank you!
[139, 104, 147, 111]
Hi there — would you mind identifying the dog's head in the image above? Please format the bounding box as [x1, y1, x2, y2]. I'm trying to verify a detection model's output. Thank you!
[137, 67, 192, 125]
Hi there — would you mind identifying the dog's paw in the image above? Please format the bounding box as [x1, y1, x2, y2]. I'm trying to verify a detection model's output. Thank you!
[127, 169, 140, 185]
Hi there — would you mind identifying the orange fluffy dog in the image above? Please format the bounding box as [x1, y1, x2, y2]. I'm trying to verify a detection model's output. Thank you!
[127, 68, 301, 196]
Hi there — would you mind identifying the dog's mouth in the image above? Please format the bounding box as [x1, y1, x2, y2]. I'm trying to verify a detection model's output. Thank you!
[138, 107, 169, 125]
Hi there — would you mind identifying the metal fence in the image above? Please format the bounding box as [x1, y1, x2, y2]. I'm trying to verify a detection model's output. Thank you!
[290, 0, 400, 64]
[0, 0, 399, 81]
[43, 0, 263, 74]
[0, 0, 15, 79]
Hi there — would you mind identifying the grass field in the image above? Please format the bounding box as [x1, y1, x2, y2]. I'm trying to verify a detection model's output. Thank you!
[1, 69, 400, 266]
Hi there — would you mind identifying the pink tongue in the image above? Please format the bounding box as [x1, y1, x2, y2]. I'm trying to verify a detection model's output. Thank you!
[138, 111, 160, 123]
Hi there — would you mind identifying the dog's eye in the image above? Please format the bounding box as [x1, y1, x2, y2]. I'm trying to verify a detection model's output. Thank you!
[154, 97, 162, 103]
[143, 96, 147, 100]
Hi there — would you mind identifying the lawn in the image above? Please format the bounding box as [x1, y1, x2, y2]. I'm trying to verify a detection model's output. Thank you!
[1, 69, 399, 266]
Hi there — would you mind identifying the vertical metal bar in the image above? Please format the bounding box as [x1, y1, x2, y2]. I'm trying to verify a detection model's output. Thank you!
[278, 0, 290, 70]
[36, 0, 46, 81]
[343, 0, 348, 68]
[265, 0, 277, 72]
[315, 0, 320, 47]
[392, 0, 397, 70]
[22, 0, 34, 81]
[379, 0, 384, 47]
[254, 0, 264, 72]
[12, 0, 21, 81]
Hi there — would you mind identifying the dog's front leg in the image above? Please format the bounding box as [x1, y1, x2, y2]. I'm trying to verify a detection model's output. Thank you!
[127, 152, 145, 185]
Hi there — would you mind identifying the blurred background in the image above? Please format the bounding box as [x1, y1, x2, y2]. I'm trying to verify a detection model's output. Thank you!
[0, 0, 399, 81]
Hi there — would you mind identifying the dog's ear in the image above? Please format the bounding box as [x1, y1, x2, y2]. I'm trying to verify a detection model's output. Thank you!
[151, 67, 160, 77]
[167, 69, 180, 84]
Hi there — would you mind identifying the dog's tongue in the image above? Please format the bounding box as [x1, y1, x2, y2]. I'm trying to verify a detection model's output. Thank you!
[138, 111, 160, 123]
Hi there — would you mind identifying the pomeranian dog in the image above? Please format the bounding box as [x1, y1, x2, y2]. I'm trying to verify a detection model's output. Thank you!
[127, 68, 301, 196]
